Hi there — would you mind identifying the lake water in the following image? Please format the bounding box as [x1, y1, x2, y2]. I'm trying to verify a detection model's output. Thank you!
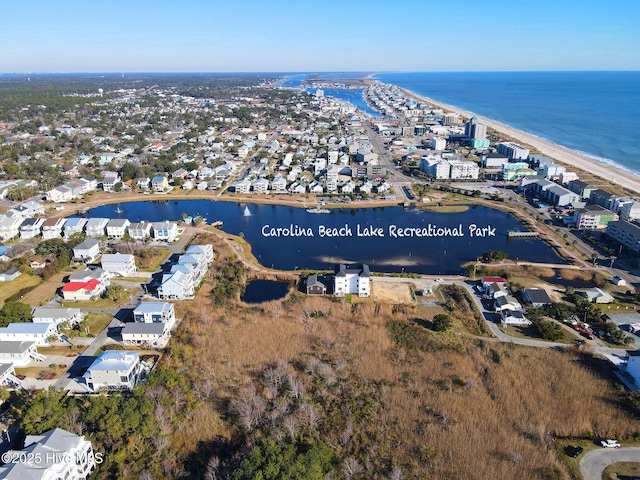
[241, 280, 290, 303]
[87, 200, 565, 275]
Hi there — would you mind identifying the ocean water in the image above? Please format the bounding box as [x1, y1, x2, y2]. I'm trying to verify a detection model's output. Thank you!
[376, 71, 640, 176]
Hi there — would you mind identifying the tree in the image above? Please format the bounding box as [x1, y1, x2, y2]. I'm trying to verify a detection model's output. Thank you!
[104, 285, 125, 302]
[0, 302, 32, 326]
[433, 314, 453, 332]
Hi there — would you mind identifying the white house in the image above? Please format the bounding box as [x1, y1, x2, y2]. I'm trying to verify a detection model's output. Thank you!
[0, 215, 25, 240]
[500, 309, 532, 327]
[0, 322, 58, 346]
[82, 350, 141, 392]
[271, 176, 287, 193]
[106, 218, 130, 239]
[73, 238, 101, 263]
[67, 268, 110, 286]
[101, 172, 121, 192]
[158, 268, 194, 300]
[0, 428, 96, 480]
[153, 221, 178, 242]
[121, 322, 170, 347]
[137, 177, 151, 190]
[85, 218, 109, 237]
[101, 253, 136, 276]
[133, 302, 176, 325]
[234, 178, 252, 194]
[41, 217, 67, 239]
[0, 341, 45, 367]
[334, 264, 370, 297]
[185, 243, 215, 265]
[289, 182, 306, 194]
[128, 222, 152, 241]
[19, 217, 45, 239]
[63, 217, 87, 238]
[253, 178, 270, 194]
[32, 307, 84, 327]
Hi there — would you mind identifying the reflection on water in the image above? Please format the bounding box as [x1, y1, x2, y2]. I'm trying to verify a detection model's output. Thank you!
[87, 200, 566, 275]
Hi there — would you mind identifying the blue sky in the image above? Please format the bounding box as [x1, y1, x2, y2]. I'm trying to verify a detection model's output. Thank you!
[1, 0, 639, 72]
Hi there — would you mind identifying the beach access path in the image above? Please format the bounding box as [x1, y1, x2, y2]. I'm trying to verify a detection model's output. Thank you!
[400, 88, 640, 196]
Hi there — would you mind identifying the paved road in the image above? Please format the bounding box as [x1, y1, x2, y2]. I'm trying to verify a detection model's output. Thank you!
[580, 447, 640, 480]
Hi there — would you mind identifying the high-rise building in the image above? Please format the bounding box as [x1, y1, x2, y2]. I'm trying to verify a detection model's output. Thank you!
[465, 117, 489, 148]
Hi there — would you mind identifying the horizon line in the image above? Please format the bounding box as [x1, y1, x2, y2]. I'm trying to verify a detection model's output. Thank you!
[1, 69, 640, 76]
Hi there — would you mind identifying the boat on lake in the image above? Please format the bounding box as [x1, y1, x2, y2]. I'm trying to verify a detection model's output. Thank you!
[306, 207, 331, 214]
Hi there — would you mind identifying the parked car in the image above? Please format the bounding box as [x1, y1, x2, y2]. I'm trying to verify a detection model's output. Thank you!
[600, 439, 620, 448]
[565, 446, 584, 458]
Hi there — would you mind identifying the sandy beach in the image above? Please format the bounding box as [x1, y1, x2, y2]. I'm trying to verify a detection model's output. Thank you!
[400, 88, 640, 196]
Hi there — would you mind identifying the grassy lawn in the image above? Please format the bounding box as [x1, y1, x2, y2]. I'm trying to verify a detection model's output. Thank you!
[85, 312, 113, 335]
[38, 346, 79, 357]
[0, 273, 42, 304]
[14, 366, 64, 380]
[501, 321, 579, 344]
[603, 462, 640, 480]
[20, 271, 67, 306]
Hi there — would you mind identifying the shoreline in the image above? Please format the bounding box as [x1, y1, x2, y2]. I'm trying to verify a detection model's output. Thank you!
[397, 87, 640, 196]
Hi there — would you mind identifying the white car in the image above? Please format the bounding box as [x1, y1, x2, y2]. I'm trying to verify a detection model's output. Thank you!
[600, 439, 620, 448]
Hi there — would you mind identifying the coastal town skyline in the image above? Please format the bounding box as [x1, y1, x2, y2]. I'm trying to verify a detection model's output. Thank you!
[2, 0, 639, 73]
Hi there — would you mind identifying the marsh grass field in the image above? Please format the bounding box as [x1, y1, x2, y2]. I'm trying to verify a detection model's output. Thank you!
[154, 233, 640, 479]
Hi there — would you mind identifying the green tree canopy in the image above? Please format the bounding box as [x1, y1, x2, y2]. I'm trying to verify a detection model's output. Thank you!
[0, 301, 33, 326]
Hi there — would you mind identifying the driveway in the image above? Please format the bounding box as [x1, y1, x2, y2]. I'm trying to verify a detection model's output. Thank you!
[580, 447, 640, 480]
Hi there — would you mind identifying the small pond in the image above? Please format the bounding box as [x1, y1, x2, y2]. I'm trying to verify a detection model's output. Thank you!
[241, 280, 290, 304]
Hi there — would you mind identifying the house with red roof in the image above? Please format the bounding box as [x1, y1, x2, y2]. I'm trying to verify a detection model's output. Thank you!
[61, 279, 105, 301]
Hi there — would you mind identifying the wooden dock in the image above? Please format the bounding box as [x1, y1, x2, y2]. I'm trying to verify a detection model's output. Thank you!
[507, 231, 539, 238]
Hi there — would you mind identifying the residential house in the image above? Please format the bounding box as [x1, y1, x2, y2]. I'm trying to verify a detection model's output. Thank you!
[67, 268, 110, 286]
[83, 350, 141, 392]
[128, 222, 152, 241]
[153, 221, 178, 242]
[133, 302, 176, 325]
[85, 217, 109, 237]
[0, 267, 21, 282]
[521, 288, 552, 308]
[494, 294, 523, 312]
[158, 267, 194, 300]
[0, 428, 97, 480]
[306, 274, 326, 295]
[19, 217, 45, 239]
[253, 178, 269, 194]
[63, 217, 87, 238]
[334, 264, 370, 297]
[121, 322, 170, 347]
[606, 220, 640, 253]
[101, 172, 121, 192]
[185, 244, 215, 264]
[152, 176, 169, 192]
[625, 350, 640, 388]
[234, 178, 252, 194]
[46, 184, 75, 202]
[6, 200, 45, 218]
[500, 309, 531, 327]
[341, 180, 356, 194]
[61, 279, 105, 301]
[0, 341, 45, 367]
[271, 175, 287, 193]
[0, 215, 24, 240]
[106, 218, 131, 239]
[288, 181, 306, 194]
[571, 204, 618, 229]
[0, 363, 23, 388]
[136, 177, 151, 190]
[0, 322, 57, 346]
[41, 217, 67, 239]
[308, 181, 324, 194]
[581, 287, 614, 304]
[481, 277, 508, 293]
[32, 307, 84, 327]
[73, 238, 101, 263]
[567, 179, 597, 200]
[101, 253, 136, 276]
